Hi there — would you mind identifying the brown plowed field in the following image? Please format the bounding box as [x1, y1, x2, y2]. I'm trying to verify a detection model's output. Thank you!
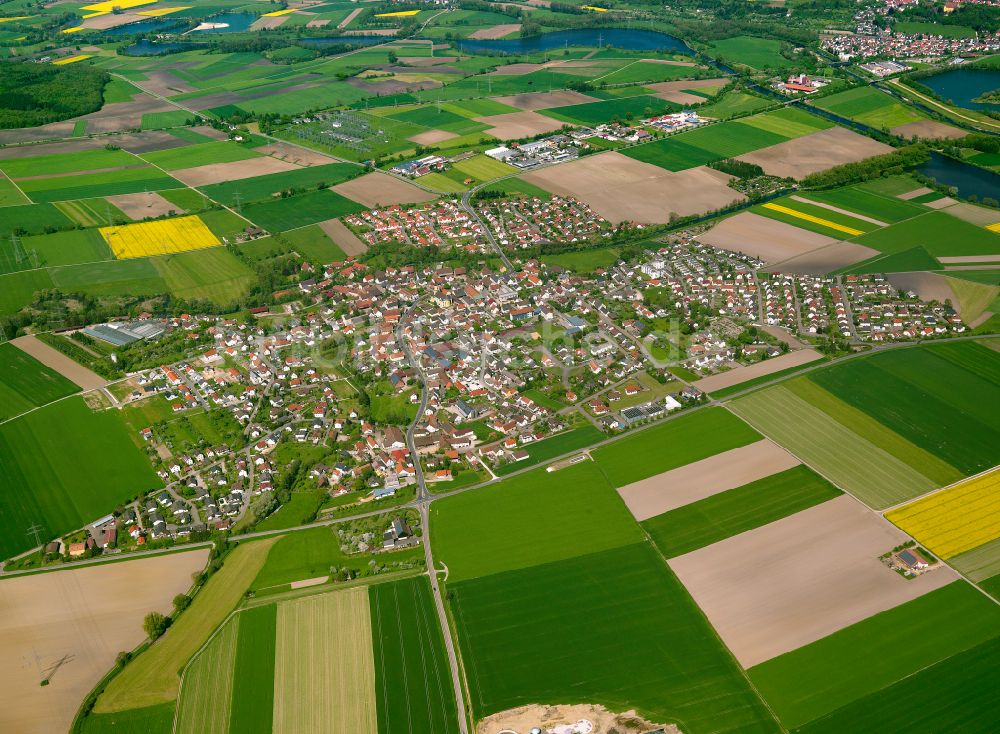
[171, 157, 299, 187]
[696, 211, 835, 263]
[318, 218, 368, 256]
[0, 549, 209, 734]
[692, 349, 824, 393]
[109, 192, 182, 218]
[332, 172, 436, 207]
[736, 127, 894, 180]
[492, 90, 600, 110]
[11, 335, 107, 391]
[618, 439, 801, 521]
[669, 495, 957, 668]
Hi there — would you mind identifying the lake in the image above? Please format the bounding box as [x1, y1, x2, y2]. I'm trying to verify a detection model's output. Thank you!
[100, 18, 187, 38]
[123, 39, 196, 56]
[916, 152, 1000, 202]
[920, 69, 1000, 111]
[456, 28, 693, 56]
[192, 12, 258, 34]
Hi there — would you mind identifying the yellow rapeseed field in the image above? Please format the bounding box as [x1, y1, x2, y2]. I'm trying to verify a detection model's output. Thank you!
[52, 54, 91, 65]
[762, 202, 864, 237]
[375, 9, 420, 17]
[886, 467, 1000, 559]
[100, 215, 221, 260]
[81, 0, 156, 12]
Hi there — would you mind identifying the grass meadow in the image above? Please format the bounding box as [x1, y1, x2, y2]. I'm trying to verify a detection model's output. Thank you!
[643, 465, 841, 558]
[799, 185, 924, 223]
[80, 703, 176, 734]
[623, 120, 787, 171]
[728, 387, 940, 508]
[370, 577, 459, 733]
[750, 582, 1000, 729]
[431, 461, 643, 582]
[198, 162, 360, 206]
[0, 397, 162, 559]
[228, 604, 277, 734]
[450, 543, 781, 734]
[709, 36, 797, 69]
[140, 141, 263, 171]
[251, 526, 351, 590]
[795, 635, 1000, 734]
[851, 211, 1000, 256]
[541, 95, 678, 126]
[814, 86, 924, 129]
[808, 345, 1000, 475]
[591, 407, 761, 487]
[18, 168, 181, 203]
[0, 202, 73, 236]
[493, 424, 604, 475]
[0, 341, 78, 421]
[95, 537, 278, 713]
[175, 616, 239, 734]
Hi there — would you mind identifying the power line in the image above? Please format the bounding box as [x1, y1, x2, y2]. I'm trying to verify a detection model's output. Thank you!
[26, 522, 43, 548]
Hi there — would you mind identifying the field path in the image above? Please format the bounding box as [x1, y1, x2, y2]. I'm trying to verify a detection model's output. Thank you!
[338, 7, 362, 28]
[11, 335, 107, 391]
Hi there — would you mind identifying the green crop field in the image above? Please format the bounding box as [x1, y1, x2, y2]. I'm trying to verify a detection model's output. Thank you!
[0, 202, 73, 236]
[387, 105, 486, 134]
[450, 543, 780, 733]
[0, 148, 137, 178]
[54, 198, 129, 228]
[756, 196, 881, 235]
[541, 95, 678, 126]
[814, 86, 924, 129]
[0, 269, 55, 316]
[838, 245, 941, 275]
[623, 120, 786, 171]
[0, 174, 29, 206]
[735, 106, 832, 138]
[228, 604, 277, 734]
[783, 377, 961, 487]
[710, 36, 796, 69]
[796, 635, 1000, 734]
[175, 616, 239, 734]
[595, 62, 698, 85]
[432, 461, 642, 582]
[371, 576, 460, 733]
[927, 339, 1000, 384]
[728, 387, 939, 508]
[478, 176, 552, 199]
[950, 537, 1000, 582]
[750, 582, 1000, 729]
[592, 407, 761, 487]
[199, 163, 360, 206]
[443, 98, 519, 117]
[851, 211, 1000, 256]
[798, 186, 924, 223]
[808, 345, 1000, 475]
[95, 537, 278, 713]
[48, 258, 167, 299]
[81, 703, 176, 734]
[16, 167, 182, 203]
[141, 141, 263, 171]
[0, 398, 162, 559]
[643, 465, 841, 558]
[153, 248, 255, 305]
[242, 188, 364, 232]
[20, 228, 112, 269]
[493, 425, 604, 475]
[0, 342, 78, 421]
[698, 91, 770, 119]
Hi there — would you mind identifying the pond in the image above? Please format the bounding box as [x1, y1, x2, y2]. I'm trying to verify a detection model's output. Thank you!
[100, 17, 188, 38]
[455, 28, 693, 56]
[919, 68, 1000, 111]
[915, 152, 1000, 202]
[191, 12, 258, 34]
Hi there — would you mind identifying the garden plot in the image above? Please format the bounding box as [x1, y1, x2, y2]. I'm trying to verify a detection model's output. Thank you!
[170, 157, 300, 187]
[737, 127, 894, 180]
[692, 349, 824, 393]
[475, 111, 565, 139]
[332, 171, 437, 207]
[669, 495, 958, 668]
[0, 549, 208, 734]
[696, 211, 838, 263]
[492, 90, 600, 110]
[617, 439, 800, 521]
[522, 152, 743, 224]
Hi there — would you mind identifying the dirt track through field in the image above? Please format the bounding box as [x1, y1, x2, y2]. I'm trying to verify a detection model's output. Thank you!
[332, 172, 436, 207]
[618, 439, 801, 521]
[523, 153, 743, 223]
[273, 589, 376, 734]
[0, 550, 208, 734]
[737, 127, 894, 180]
[669, 495, 957, 667]
[12, 335, 107, 392]
[338, 8, 361, 28]
[696, 211, 835, 263]
[692, 349, 824, 393]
